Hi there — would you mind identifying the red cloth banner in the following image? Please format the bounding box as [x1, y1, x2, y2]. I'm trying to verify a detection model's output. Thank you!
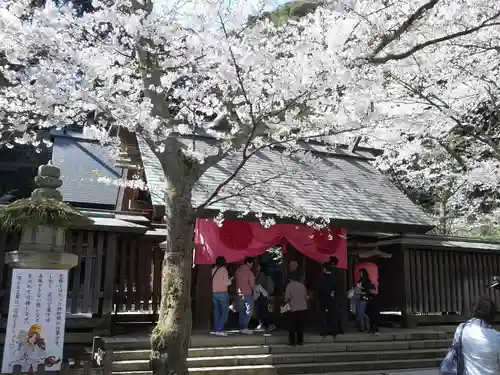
[194, 219, 347, 269]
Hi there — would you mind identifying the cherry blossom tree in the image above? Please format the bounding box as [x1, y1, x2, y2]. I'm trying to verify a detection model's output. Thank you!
[373, 13, 500, 234]
[1, 0, 500, 374]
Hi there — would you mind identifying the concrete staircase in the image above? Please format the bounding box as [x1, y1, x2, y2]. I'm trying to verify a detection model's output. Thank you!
[100, 329, 450, 375]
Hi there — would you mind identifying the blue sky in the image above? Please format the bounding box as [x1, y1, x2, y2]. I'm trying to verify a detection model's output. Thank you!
[257, 0, 291, 10]
[219, 0, 293, 17]
[156, 0, 294, 28]
[237, 0, 292, 18]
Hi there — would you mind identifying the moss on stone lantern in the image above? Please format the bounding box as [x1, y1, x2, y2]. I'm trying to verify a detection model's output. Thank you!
[0, 162, 91, 269]
[0, 162, 91, 231]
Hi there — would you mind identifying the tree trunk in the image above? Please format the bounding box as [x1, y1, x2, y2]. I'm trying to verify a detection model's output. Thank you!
[150, 152, 197, 375]
[438, 189, 451, 235]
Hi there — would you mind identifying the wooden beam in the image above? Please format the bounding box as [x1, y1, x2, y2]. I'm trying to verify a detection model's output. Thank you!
[114, 163, 141, 170]
[348, 136, 362, 153]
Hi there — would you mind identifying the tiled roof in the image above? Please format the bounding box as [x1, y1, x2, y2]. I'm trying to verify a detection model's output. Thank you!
[51, 134, 121, 207]
[374, 234, 500, 252]
[80, 217, 148, 233]
[138, 136, 434, 230]
[136, 137, 165, 206]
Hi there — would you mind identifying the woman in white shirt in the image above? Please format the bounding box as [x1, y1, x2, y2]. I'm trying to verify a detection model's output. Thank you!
[454, 296, 500, 375]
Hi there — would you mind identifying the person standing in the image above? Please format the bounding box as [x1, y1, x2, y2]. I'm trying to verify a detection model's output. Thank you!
[356, 268, 375, 333]
[285, 273, 308, 346]
[451, 296, 500, 375]
[318, 262, 336, 337]
[255, 262, 276, 332]
[329, 256, 345, 335]
[366, 287, 380, 335]
[211, 256, 231, 336]
[235, 257, 255, 334]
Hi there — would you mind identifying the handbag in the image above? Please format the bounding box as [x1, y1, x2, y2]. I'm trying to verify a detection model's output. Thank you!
[254, 284, 269, 300]
[349, 294, 359, 315]
[280, 302, 291, 314]
[440, 321, 467, 375]
[347, 288, 356, 299]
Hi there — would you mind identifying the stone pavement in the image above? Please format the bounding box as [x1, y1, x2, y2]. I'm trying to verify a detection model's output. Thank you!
[389, 369, 438, 375]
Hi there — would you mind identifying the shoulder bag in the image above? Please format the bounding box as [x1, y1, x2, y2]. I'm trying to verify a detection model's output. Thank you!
[440, 321, 467, 375]
[212, 267, 222, 279]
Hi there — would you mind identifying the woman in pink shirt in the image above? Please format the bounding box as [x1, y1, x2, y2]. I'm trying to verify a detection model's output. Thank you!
[235, 257, 255, 334]
[212, 256, 231, 336]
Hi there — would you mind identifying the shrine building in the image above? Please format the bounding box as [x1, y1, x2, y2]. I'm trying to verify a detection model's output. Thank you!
[0, 125, 499, 340]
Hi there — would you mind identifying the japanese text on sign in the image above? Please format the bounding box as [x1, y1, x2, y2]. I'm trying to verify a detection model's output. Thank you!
[2, 269, 69, 373]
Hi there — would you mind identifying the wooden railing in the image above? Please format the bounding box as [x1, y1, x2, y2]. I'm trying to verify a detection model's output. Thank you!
[112, 236, 163, 313]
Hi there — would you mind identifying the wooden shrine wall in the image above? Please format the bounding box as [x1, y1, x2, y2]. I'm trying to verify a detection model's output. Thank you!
[402, 248, 500, 316]
[3, 229, 500, 330]
[0, 230, 164, 332]
[372, 244, 500, 325]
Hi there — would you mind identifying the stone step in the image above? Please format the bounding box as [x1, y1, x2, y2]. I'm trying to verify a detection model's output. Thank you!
[111, 348, 445, 372]
[111, 339, 450, 361]
[187, 357, 442, 375]
[187, 348, 446, 367]
[189, 332, 448, 348]
[113, 368, 438, 375]
[104, 331, 450, 350]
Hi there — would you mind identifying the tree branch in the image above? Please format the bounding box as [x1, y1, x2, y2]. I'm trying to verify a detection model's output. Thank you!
[217, 12, 262, 159]
[388, 74, 469, 167]
[204, 171, 289, 207]
[368, 10, 500, 64]
[369, 0, 440, 57]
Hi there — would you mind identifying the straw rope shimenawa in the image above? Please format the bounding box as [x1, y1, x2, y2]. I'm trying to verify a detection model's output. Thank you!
[0, 161, 92, 231]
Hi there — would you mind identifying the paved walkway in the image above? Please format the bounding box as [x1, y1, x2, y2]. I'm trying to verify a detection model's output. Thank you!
[389, 369, 437, 375]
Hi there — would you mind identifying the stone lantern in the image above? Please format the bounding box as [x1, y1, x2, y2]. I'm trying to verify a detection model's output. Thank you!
[4, 161, 82, 270]
[0, 161, 92, 374]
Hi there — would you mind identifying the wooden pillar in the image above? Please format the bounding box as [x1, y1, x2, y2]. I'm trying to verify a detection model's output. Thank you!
[336, 267, 348, 332]
[461, 253, 472, 317]
[102, 233, 117, 334]
[194, 264, 212, 331]
[402, 247, 412, 327]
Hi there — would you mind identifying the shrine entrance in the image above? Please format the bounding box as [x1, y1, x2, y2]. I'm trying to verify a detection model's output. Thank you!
[192, 219, 348, 331]
[220, 244, 327, 330]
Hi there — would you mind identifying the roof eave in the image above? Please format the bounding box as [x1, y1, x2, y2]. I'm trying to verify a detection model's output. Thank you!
[196, 208, 434, 234]
[359, 233, 500, 252]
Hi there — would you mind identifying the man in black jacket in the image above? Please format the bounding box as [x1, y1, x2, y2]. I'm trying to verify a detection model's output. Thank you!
[329, 256, 345, 335]
[318, 262, 336, 337]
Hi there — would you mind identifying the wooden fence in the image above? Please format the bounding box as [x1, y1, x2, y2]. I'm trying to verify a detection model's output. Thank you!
[403, 248, 500, 316]
[0, 230, 164, 332]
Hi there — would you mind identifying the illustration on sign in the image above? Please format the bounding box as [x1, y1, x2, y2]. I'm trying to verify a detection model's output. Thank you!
[2, 269, 69, 373]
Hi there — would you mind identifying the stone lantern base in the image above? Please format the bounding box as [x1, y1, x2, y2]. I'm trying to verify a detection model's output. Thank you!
[6, 250, 78, 270]
[7, 225, 78, 270]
